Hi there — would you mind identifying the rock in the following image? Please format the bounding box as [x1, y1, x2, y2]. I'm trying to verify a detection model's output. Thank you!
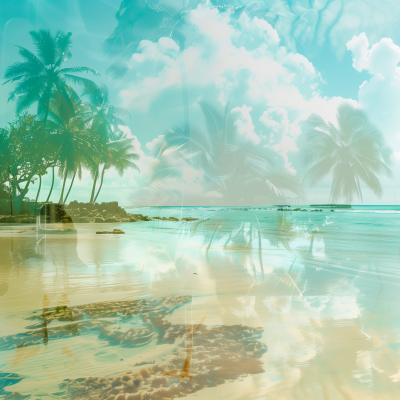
[128, 214, 152, 222]
[96, 229, 125, 235]
[180, 217, 198, 221]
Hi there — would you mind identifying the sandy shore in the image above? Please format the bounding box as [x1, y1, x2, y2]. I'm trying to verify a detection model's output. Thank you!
[1, 216, 400, 399]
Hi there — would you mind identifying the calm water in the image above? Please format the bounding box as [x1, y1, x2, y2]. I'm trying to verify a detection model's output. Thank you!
[1, 206, 400, 399]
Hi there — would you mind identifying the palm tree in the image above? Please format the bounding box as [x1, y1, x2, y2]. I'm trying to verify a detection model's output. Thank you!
[46, 115, 100, 204]
[92, 138, 140, 203]
[304, 102, 393, 203]
[81, 84, 130, 141]
[4, 29, 99, 123]
[147, 102, 303, 205]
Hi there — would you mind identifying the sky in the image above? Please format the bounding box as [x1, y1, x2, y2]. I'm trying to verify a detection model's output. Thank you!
[1, 0, 400, 205]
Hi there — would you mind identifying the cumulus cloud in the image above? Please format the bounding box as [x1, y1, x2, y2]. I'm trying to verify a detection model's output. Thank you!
[119, 4, 323, 114]
[117, 4, 354, 198]
[347, 33, 400, 154]
[260, 107, 300, 174]
[231, 105, 260, 145]
[347, 32, 400, 77]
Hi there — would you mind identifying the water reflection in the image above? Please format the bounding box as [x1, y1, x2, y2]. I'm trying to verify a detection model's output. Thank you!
[1, 207, 400, 398]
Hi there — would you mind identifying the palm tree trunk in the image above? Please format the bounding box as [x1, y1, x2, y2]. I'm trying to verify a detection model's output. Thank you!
[59, 172, 68, 204]
[93, 165, 107, 203]
[63, 172, 76, 205]
[90, 168, 99, 203]
[35, 175, 42, 203]
[205, 227, 219, 265]
[46, 167, 55, 203]
[256, 218, 265, 281]
[308, 236, 315, 253]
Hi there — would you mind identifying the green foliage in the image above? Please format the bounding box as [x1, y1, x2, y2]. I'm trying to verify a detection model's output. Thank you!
[1, 30, 140, 210]
[4, 29, 99, 122]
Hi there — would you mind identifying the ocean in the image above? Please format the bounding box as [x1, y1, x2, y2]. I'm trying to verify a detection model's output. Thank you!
[0, 205, 399, 399]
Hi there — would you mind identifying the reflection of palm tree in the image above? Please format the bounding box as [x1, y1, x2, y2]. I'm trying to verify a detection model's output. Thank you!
[304, 102, 393, 204]
[4, 30, 99, 123]
[192, 209, 297, 280]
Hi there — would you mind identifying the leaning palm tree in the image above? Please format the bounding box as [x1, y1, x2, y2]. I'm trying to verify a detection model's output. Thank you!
[4, 29, 99, 123]
[304, 102, 393, 203]
[92, 139, 140, 203]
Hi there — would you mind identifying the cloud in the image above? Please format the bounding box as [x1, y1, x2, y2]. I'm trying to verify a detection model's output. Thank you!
[260, 107, 300, 174]
[347, 33, 400, 153]
[116, 4, 357, 201]
[347, 33, 400, 77]
[119, 4, 322, 113]
[231, 105, 260, 145]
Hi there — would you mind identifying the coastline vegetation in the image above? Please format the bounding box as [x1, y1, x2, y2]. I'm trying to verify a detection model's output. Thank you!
[0, 6, 394, 216]
[0, 30, 140, 215]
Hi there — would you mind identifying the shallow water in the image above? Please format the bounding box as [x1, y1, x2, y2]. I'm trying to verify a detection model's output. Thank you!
[1, 206, 400, 399]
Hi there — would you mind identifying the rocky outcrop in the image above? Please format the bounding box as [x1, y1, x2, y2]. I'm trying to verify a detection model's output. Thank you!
[0, 215, 36, 223]
[65, 201, 152, 223]
[152, 217, 198, 222]
[96, 229, 125, 235]
[0, 201, 200, 224]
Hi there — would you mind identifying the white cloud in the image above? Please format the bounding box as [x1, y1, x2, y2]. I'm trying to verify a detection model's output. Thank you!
[119, 4, 323, 115]
[146, 135, 165, 154]
[231, 105, 260, 145]
[347, 33, 400, 156]
[116, 4, 355, 199]
[260, 107, 300, 174]
[347, 32, 400, 77]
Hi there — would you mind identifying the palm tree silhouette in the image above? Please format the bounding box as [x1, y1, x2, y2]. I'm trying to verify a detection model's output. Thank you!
[81, 84, 130, 142]
[92, 139, 140, 203]
[147, 102, 303, 205]
[46, 115, 100, 205]
[4, 29, 99, 123]
[304, 102, 393, 204]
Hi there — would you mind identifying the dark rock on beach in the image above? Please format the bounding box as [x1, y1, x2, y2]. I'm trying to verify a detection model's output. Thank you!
[152, 216, 198, 222]
[96, 229, 125, 235]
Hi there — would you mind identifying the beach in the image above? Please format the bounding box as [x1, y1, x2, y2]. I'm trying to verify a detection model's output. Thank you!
[1, 206, 400, 399]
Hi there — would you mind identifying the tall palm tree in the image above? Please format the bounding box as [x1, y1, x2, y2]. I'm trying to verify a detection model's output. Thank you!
[46, 115, 100, 204]
[81, 84, 130, 141]
[4, 29, 99, 123]
[92, 138, 140, 203]
[304, 102, 393, 204]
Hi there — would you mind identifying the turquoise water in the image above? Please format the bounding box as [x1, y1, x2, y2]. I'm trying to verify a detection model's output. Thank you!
[0, 206, 400, 398]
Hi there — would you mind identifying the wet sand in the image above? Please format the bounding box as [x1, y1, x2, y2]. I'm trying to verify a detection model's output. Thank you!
[1, 209, 400, 399]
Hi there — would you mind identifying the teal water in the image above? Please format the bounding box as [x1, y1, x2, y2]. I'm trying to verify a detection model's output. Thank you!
[0, 206, 400, 399]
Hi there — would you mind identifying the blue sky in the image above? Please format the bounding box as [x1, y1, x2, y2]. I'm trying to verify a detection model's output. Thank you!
[1, 0, 400, 204]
